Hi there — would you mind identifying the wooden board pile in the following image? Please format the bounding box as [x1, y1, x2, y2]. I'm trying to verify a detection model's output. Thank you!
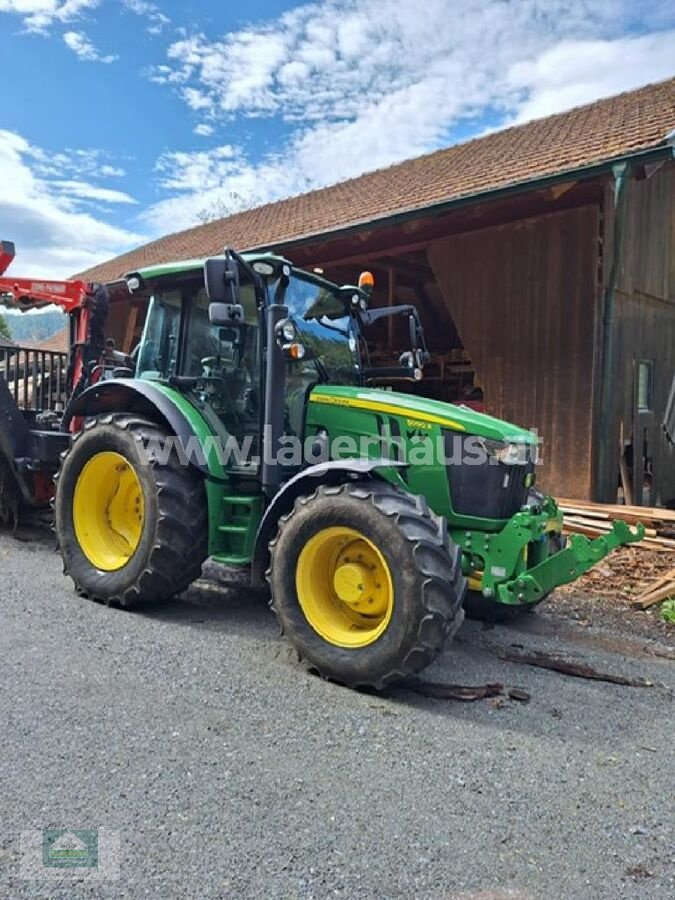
[557, 498, 675, 610]
[557, 498, 675, 553]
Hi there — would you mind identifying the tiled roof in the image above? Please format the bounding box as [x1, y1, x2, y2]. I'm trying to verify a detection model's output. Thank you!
[31, 328, 69, 353]
[78, 77, 675, 284]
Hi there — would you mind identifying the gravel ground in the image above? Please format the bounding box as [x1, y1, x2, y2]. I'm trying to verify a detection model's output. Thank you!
[1, 529, 673, 900]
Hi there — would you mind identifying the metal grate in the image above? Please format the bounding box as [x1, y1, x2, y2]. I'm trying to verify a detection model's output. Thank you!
[0, 344, 68, 413]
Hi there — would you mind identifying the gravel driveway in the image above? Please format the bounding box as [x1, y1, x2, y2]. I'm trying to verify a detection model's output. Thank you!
[1, 529, 673, 899]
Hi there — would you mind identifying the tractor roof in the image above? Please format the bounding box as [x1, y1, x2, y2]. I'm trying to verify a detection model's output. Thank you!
[127, 251, 291, 284]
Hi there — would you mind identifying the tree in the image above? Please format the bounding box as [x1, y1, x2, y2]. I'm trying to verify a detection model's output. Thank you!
[0, 312, 11, 343]
[196, 191, 252, 225]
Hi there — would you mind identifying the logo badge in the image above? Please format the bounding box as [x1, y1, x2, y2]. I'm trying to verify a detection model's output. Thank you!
[43, 830, 98, 869]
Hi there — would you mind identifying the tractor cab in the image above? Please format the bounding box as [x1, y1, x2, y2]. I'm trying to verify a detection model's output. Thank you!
[125, 250, 428, 486]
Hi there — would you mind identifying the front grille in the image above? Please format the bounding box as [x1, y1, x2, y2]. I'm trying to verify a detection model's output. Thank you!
[444, 431, 532, 520]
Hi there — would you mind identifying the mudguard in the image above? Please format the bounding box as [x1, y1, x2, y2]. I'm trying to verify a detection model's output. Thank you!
[61, 378, 213, 478]
[250, 457, 407, 586]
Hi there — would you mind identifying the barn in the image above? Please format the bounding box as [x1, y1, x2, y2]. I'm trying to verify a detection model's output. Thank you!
[80, 78, 675, 505]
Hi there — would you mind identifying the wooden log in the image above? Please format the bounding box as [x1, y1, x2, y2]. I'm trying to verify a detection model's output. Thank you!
[632, 581, 675, 609]
[492, 647, 653, 687]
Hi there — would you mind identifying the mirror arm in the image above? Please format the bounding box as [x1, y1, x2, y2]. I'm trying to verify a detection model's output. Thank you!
[226, 247, 267, 306]
[358, 303, 418, 326]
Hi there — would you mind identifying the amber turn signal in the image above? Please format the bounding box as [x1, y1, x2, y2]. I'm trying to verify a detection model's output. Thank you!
[358, 271, 375, 291]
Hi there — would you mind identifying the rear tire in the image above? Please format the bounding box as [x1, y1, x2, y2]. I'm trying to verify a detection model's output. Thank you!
[464, 532, 565, 622]
[0, 452, 21, 529]
[55, 414, 208, 607]
[268, 480, 465, 689]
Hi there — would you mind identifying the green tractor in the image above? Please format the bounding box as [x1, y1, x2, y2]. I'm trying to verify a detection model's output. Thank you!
[53, 249, 642, 688]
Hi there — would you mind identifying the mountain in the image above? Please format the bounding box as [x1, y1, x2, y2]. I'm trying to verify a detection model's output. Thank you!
[2, 310, 67, 345]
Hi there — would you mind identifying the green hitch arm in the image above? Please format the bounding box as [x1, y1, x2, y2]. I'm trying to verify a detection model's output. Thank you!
[496, 519, 645, 605]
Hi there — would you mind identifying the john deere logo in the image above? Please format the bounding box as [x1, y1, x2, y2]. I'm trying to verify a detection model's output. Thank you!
[42, 829, 98, 869]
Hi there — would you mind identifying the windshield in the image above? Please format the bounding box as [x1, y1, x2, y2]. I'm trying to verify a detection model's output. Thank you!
[282, 273, 360, 386]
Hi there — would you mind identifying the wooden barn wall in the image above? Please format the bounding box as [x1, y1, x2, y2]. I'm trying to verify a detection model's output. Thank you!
[428, 205, 599, 499]
[612, 161, 675, 504]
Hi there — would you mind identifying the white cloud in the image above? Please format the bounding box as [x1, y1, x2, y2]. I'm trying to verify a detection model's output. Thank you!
[143, 0, 675, 234]
[121, 0, 169, 35]
[157, 0, 637, 122]
[99, 163, 126, 178]
[50, 180, 138, 204]
[0, 129, 143, 278]
[0, 0, 99, 33]
[193, 124, 214, 137]
[29, 146, 126, 180]
[507, 31, 675, 123]
[63, 29, 117, 62]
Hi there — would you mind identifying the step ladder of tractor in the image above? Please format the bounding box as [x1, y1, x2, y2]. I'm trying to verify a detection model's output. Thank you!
[216, 494, 263, 565]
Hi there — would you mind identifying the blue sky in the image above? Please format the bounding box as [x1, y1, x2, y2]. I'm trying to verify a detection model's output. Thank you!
[1, 0, 674, 277]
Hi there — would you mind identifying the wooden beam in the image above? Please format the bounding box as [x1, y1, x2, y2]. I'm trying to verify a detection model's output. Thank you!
[388, 267, 395, 348]
[123, 304, 140, 354]
[546, 182, 577, 201]
[380, 255, 434, 279]
[310, 239, 435, 270]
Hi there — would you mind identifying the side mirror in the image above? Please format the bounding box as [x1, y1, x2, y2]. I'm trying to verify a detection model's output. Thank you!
[204, 250, 241, 304]
[209, 302, 244, 326]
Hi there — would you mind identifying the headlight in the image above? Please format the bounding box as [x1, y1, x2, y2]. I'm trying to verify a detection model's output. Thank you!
[280, 319, 297, 341]
[483, 438, 531, 466]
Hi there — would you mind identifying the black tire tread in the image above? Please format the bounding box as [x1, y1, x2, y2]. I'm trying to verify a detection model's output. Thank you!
[268, 479, 465, 689]
[55, 413, 208, 607]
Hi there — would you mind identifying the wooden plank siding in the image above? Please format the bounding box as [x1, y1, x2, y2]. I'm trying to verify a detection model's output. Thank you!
[428, 205, 599, 499]
[611, 161, 675, 505]
[619, 161, 675, 302]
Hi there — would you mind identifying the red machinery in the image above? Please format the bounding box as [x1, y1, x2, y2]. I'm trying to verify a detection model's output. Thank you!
[0, 241, 113, 523]
[0, 240, 106, 414]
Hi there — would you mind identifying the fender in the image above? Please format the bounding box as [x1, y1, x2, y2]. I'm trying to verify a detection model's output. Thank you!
[250, 457, 407, 586]
[61, 378, 220, 480]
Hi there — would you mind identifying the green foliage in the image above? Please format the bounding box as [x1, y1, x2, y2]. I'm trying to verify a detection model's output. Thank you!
[661, 598, 675, 624]
[0, 312, 11, 342]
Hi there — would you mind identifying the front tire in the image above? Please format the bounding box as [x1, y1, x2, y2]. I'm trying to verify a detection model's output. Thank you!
[268, 480, 465, 689]
[55, 414, 208, 607]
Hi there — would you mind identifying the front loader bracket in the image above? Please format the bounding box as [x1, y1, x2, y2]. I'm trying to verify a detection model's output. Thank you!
[495, 519, 645, 605]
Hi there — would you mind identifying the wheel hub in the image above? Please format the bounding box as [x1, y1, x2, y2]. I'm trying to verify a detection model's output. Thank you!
[73, 451, 145, 572]
[333, 562, 367, 606]
[295, 526, 394, 648]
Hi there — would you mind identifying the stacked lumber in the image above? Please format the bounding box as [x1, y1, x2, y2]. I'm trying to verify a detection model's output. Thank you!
[631, 567, 675, 609]
[556, 498, 675, 553]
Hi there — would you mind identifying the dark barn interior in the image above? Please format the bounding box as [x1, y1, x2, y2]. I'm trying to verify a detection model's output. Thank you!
[279, 161, 675, 504]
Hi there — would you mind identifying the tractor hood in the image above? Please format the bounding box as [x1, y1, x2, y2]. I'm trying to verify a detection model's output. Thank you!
[309, 385, 537, 444]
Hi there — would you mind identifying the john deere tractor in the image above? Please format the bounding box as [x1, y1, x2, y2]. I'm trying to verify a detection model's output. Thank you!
[51, 249, 642, 689]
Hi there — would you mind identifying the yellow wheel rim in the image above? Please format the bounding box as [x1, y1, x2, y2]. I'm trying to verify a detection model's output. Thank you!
[73, 451, 145, 571]
[295, 526, 394, 648]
